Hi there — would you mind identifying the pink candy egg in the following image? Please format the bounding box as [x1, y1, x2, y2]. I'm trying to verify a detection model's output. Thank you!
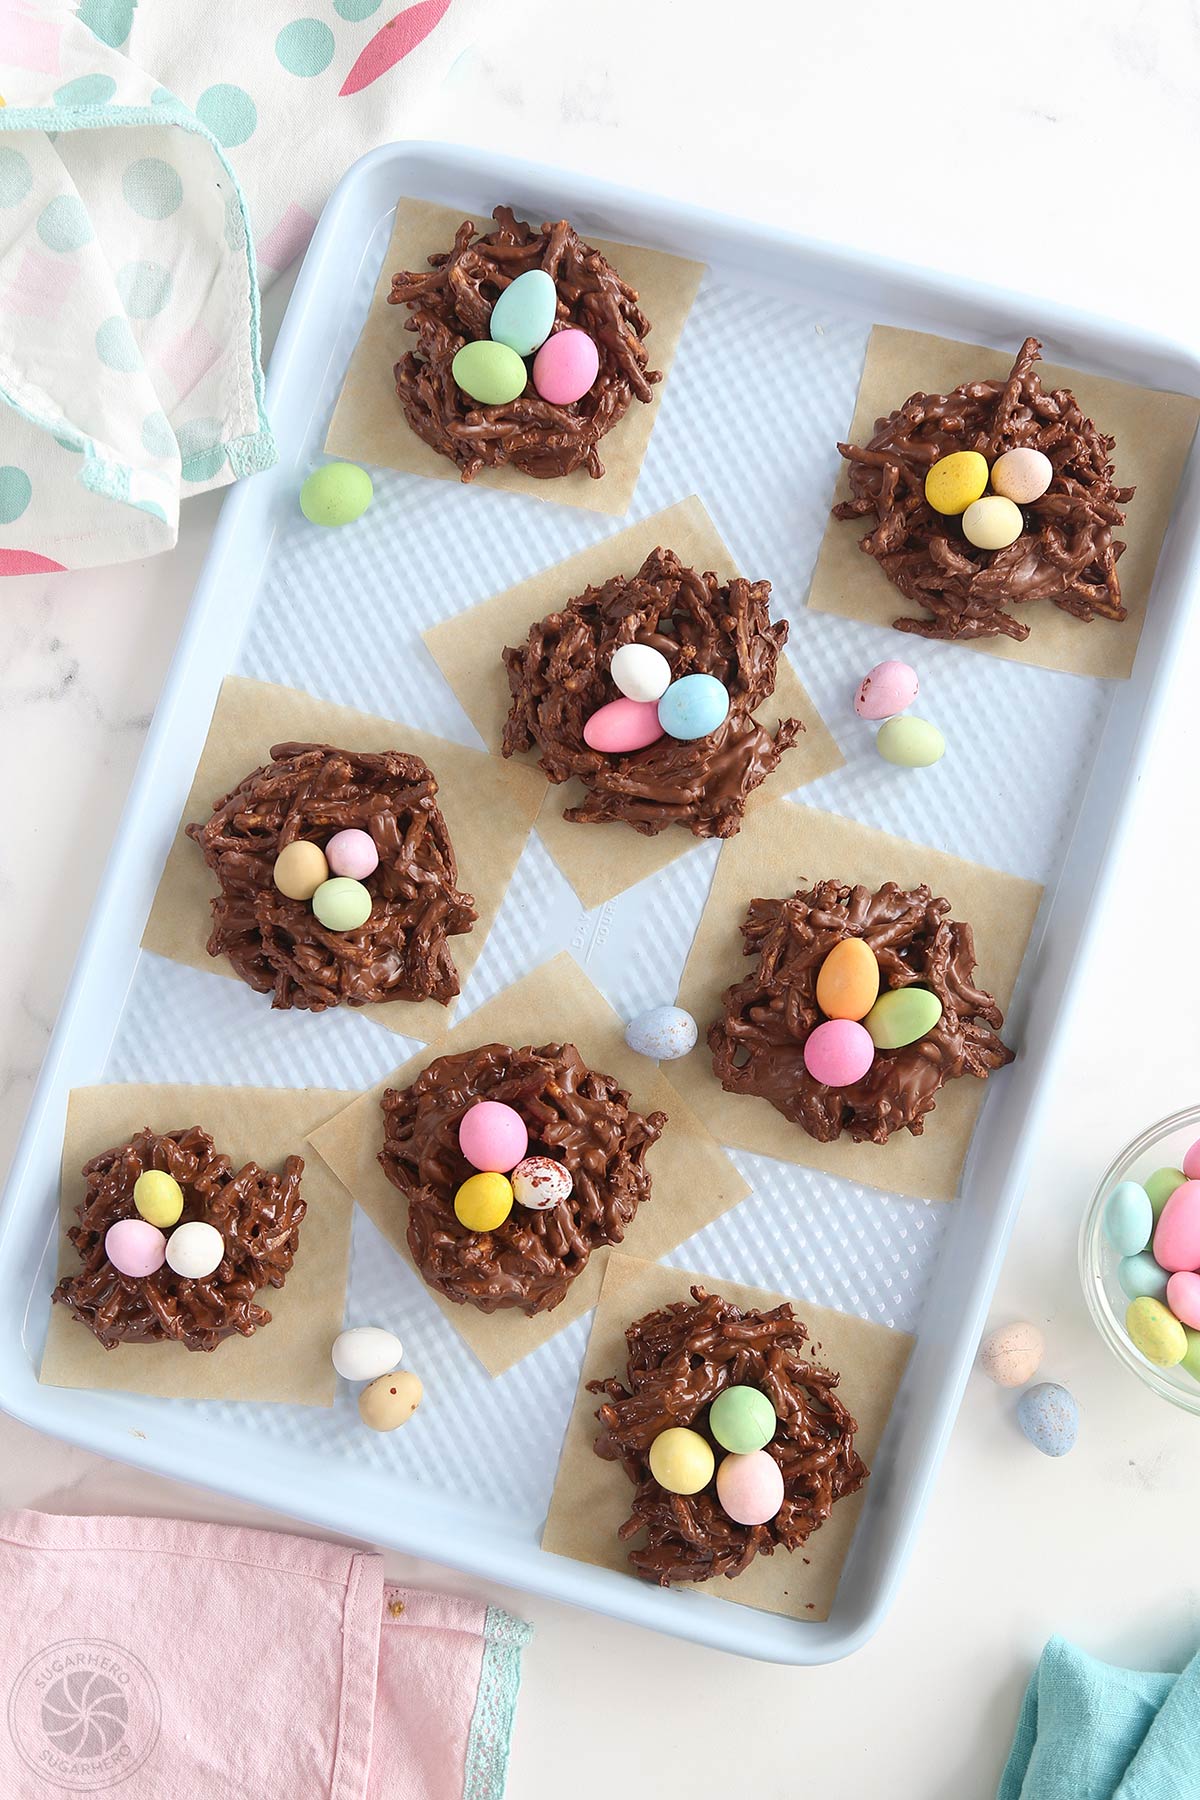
[104, 1217, 167, 1278]
[855, 659, 919, 720]
[458, 1100, 529, 1174]
[532, 328, 599, 406]
[803, 1019, 874, 1087]
[716, 1449, 785, 1526]
[583, 697, 664, 754]
[1183, 1137, 1200, 1181]
[1152, 1180, 1200, 1272]
[326, 828, 379, 880]
[1166, 1271, 1200, 1329]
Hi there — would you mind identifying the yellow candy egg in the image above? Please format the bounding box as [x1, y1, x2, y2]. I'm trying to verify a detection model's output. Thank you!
[273, 839, 329, 901]
[1126, 1296, 1187, 1367]
[132, 1169, 184, 1228]
[648, 1426, 715, 1495]
[962, 494, 1024, 551]
[358, 1370, 423, 1432]
[454, 1172, 513, 1232]
[924, 450, 988, 516]
[815, 937, 880, 1022]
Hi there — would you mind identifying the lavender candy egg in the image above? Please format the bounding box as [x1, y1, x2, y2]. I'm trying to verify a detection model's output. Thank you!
[105, 1218, 167, 1278]
[325, 828, 379, 881]
[854, 659, 919, 720]
[511, 1156, 574, 1211]
[624, 1006, 698, 1061]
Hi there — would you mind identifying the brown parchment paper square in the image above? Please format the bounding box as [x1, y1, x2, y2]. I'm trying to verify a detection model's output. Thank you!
[40, 1084, 353, 1406]
[325, 197, 705, 519]
[542, 1255, 913, 1622]
[141, 675, 547, 1044]
[808, 325, 1200, 680]
[423, 496, 844, 910]
[306, 954, 750, 1377]
[669, 799, 1043, 1203]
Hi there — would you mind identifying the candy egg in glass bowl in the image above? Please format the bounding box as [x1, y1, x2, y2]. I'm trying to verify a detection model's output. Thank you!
[1079, 1102, 1200, 1415]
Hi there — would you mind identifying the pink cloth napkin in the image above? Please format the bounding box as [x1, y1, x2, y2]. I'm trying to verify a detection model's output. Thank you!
[0, 1509, 530, 1800]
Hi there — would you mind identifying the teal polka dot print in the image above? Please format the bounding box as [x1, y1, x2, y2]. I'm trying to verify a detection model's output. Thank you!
[76, 0, 135, 48]
[122, 159, 183, 220]
[134, 499, 168, 522]
[141, 412, 176, 458]
[53, 73, 117, 107]
[95, 317, 141, 371]
[116, 262, 173, 319]
[177, 418, 226, 484]
[0, 467, 32, 525]
[195, 84, 257, 148]
[0, 148, 32, 209]
[334, 0, 383, 16]
[276, 18, 335, 73]
[36, 196, 93, 253]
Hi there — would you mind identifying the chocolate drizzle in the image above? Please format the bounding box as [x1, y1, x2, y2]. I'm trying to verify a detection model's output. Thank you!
[380, 1042, 665, 1315]
[834, 336, 1135, 641]
[388, 206, 659, 482]
[502, 545, 803, 837]
[590, 1285, 866, 1585]
[708, 880, 1013, 1143]
[52, 1125, 305, 1352]
[186, 741, 476, 1012]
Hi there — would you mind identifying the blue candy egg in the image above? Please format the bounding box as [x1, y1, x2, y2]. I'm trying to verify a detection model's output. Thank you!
[489, 269, 557, 357]
[1103, 1179, 1153, 1256]
[624, 1005, 697, 1061]
[657, 673, 730, 742]
[1016, 1382, 1078, 1458]
[1117, 1251, 1170, 1303]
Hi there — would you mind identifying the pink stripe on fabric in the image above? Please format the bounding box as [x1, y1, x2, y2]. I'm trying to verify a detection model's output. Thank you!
[3, 247, 79, 320]
[0, 548, 67, 575]
[0, 5, 62, 75]
[339, 0, 454, 97]
[257, 202, 317, 272]
[156, 320, 223, 400]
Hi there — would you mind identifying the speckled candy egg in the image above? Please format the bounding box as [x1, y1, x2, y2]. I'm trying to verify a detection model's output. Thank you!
[854, 659, 919, 720]
[453, 1173, 514, 1233]
[312, 877, 372, 932]
[105, 1218, 167, 1278]
[990, 447, 1052, 505]
[1166, 1272, 1200, 1331]
[657, 673, 730, 742]
[716, 1450, 785, 1525]
[165, 1220, 224, 1279]
[299, 462, 373, 527]
[532, 328, 599, 405]
[709, 1384, 776, 1454]
[458, 1101, 528, 1173]
[1152, 1180, 1200, 1272]
[325, 828, 379, 881]
[803, 1018, 874, 1087]
[133, 1169, 184, 1229]
[648, 1427, 714, 1495]
[1118, 1252, 1170, 1304]
[863, 986, 942, 1050]
[359, 1370, 423, 1432]
[925, 450, 989, 515]
[876, 716, 946, 768]
[624, 1006, 697, 1061]
[273, 839, 329, 901]
[511, 1155, 573, 1211]
[489, 269, 557, 357]
[332, 1325, 403, 1382]
[815, 938, 879, 1022]
[1126, 1296, 1187, 1366]
[1103, 1179, 1153, 1256]
[583, 696, 664, 754]
[1016, 1382, 1078, 1457]
[962, 494, 1024, 551]
[610, 642, 672, 704]
[451, 339, 527, 407]
[978, 1321, 1044, 1387]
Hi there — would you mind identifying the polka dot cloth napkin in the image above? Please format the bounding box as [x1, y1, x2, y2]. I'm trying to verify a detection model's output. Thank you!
[0, 0, 484, 576]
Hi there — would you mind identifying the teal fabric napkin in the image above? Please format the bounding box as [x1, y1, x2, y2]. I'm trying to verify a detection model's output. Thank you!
[999, 1636, 1200, 1799]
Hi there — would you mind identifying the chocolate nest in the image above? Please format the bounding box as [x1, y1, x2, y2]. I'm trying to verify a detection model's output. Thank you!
[708, 880, 1013, 1143]
[52, 1126, 306, 1352]
[501, 546, 803, 838]
[388, 205, 659, 482]
[833, 336, 1135, 642]
[186, 741, 476, 1013]
[379, 1043, 666, 1315]
[590, 1285, 866, 1585]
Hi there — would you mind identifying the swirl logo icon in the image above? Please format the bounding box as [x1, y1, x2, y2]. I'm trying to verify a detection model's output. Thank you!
[8, 1640, 160, 1791]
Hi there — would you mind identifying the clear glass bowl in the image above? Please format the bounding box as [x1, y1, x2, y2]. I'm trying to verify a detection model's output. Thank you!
[1079, 1103, 1200, 1415]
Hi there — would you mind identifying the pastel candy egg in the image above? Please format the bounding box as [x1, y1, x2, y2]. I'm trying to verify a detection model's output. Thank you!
[105, 1218, 167, 1278]
[610, 642, 672, 704]
[583, 697, 664, 754]
[325, 828, 378, 880]
[489, 268, 557, 356]
[1117, 1252, 1170, 1304]
[274, 839, 329, 901]
[1145, 1166, 1186, 1219]
[657, 673, 730, 742]
[863, 986, 942, 1050]
[511, 1155, 573, 1211]
[924, 450, 988, 515]
[532, 327, 599, 405]
[1184, 1138, 1200, 1180]
[1166, 1272, 1200, 1331]
[132, 1169, 184, 1229]
[359, 1370, 423, 1433]
[312, 877, 372, 932]
[815, 938, 879, 1022]
[453, 1172, 513, 1232]
[854, 659, 919, 720]
[1181, 1327, 1200, 1386]
[1102, 1179, 1153, 1256]
[1152, 1180, 1200, 1271]
[165, 1220, 224, 1279]
[458, 1100, 528, 1173]
[716, 1449, 784, 1526]
[990, 447, 1052, 505]
[876, 716, 945, 768]
[451, 339, 527, 406]
[648, 1426, 714, 1495]
[803, 1018, 874, 1087]
[962, 494, 1024, 551]
[299, 462, 373, 527]
[624, 1005, 697, 1061]
[1126, 1296, 1187, 1366]
[709, 1385, 776, 1454]
[1016, 1383, 1078, 1457]
[978, 1321, 1044, 1387]
[332, 1325, 403, 1382]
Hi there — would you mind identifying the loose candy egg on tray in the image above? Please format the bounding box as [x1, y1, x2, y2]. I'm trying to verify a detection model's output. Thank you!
[299, 462, 373, 527]
[877, 716, 946, 769]
[332, 1325, 403, 1382]
[854, 659, 919, 720]
[359, 1370, 423, 1433]
[624, 1006, 697, 1061]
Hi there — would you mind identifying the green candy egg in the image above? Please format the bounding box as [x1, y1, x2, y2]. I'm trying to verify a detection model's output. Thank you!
[1126, 1296, 1187, 1367]
[451, 339, 528, 407]
[1180, 1326, 1200, 1386]
[1144, 1166, 1186, 1220]
[863, 986, 943, 1050]
[876, 715, 946, 769]
[299, 461, 373, 526]
[312, 877, 372, 932]
[709, 1384, 776, 1454]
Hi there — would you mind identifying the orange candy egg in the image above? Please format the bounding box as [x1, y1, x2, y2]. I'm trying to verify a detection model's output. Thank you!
[815, 938, 880, 1022]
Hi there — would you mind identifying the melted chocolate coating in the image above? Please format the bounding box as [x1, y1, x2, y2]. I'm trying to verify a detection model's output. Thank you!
[834, 336, 1135, 641]
[186, 741, 476, 1013]
[709, 880, 1013, 1143]
[388, 205, 659, 482]
[502, 545, 803, 838]
[590, 1285, 866, 1585]
[380, 1043, 666, 1315]
[52, 1125, 305, 1352]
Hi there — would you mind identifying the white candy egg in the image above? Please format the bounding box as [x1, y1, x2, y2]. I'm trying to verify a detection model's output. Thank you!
[610, 643, 672, 704]
[624, 1005, 698, 1060]
[332, 1325, 404, 1382]
[511, 1156, 573, 1211]
[165, 1220, 224, 1280]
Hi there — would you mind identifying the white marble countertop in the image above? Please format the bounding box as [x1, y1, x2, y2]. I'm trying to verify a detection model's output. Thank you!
[4, 5, 1200, 1793]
